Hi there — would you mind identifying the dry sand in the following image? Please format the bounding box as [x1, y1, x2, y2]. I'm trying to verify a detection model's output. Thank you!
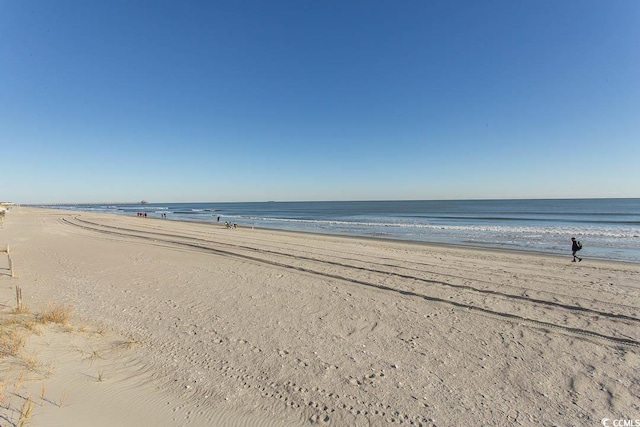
[1, 207, 639, 426]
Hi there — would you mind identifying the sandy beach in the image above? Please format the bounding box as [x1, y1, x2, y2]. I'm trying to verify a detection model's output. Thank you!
[1, 207, 639, 426]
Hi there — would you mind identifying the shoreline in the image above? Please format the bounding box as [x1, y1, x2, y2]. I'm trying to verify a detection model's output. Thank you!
[33, 205, 639, 265]
[1, 207, 639, 426]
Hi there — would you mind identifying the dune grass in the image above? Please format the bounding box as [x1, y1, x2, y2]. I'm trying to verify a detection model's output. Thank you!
[17, 397, 33, 427]
[1, 302, 76, 425]
[0, 324, 26, 358]
[36, 304, 73, 325]
[1, 299, 141, 424]
[1, 303, 75, 370]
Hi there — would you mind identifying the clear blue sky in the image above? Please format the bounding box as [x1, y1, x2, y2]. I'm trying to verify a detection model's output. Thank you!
[2, 0, 639, 204]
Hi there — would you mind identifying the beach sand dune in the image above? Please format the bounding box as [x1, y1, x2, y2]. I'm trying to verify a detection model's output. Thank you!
[1, 208, 639, 426]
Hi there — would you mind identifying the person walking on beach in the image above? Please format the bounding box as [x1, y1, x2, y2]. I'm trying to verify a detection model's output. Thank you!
[571, 237, 583, 262]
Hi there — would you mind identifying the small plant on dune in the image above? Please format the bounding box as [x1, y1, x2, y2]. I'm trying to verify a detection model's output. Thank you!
[116, 335, 142, 350]
[12, 305, 30, 315]
[14, 370, 26, 390]
[0, 327, 26, 357]
[24, 320, 43, 336]
[58, 389, 69, 407]
[17, 397, 33, 427]
[97, 371, 105, 382]
[37, 304, 73, 325]
[81, 348, 104, 363]
[20, 352, 39, 372]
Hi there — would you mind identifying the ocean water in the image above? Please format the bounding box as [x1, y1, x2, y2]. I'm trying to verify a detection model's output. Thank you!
[42, 199, 640, 263]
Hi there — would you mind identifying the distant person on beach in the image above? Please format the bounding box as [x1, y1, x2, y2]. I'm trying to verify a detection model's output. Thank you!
[571, 237, 583, 262]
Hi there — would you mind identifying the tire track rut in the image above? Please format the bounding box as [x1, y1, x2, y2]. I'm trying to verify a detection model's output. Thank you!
[62, 215, 640, 348]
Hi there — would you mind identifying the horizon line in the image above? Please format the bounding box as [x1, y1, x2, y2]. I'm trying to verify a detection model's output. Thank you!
[20, 196, 640, 206]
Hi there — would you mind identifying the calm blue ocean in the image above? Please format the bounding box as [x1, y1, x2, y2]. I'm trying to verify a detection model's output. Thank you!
[43, 199, 640, 263]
